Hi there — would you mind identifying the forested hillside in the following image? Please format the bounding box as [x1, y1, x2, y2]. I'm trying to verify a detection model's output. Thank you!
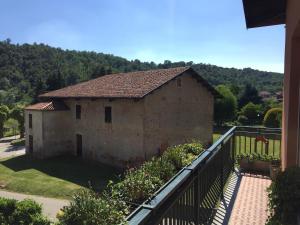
[0, 39, 283, 106]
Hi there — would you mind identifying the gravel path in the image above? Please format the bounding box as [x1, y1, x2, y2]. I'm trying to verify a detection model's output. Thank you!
[0, 190, 69, 220]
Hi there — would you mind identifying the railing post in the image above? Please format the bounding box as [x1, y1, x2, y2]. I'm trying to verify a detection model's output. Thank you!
[220, 142, 224, 199]
[232, 133, 235, 172]
[194, 171, 199, 225]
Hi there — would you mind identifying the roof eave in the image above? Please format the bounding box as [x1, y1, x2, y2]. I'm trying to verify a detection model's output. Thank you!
[242, 0, 286, 29]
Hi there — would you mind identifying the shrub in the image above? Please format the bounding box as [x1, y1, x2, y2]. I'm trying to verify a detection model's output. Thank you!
[162, 142, 203, 169]
[59, 141, 204, 224]
[0, 197, 50, 225]
[109, 167, 164, 204]
[0, 197, 17, 221]
[142, 158, 176, 181]
[59, 189, 128, 225]
[236, 153, 279, 162]
[267, 167, 300, 225]
[10, 199, 43, 225]
[263, 108, 282, 128]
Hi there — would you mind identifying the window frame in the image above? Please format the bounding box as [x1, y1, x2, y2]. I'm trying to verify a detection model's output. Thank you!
[105, 106, 112, 123]
[76, 105, 81, 120]
[29, 114, 32, 128]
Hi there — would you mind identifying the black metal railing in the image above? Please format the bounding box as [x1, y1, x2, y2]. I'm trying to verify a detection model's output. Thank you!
[126, 126, 282, 224]
[127, 127, 236, 225]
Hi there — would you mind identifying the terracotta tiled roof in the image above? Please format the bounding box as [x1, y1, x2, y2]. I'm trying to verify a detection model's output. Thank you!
[39, 67, 218, 99]
[25, 101, 69, 111]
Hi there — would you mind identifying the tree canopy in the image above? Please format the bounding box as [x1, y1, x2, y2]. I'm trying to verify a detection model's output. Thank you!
[0, 40, 283, 106]
[214, 85, 238, 125]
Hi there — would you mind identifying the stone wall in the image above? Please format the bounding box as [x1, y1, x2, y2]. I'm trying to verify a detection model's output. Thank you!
[143, 72, 214, 158]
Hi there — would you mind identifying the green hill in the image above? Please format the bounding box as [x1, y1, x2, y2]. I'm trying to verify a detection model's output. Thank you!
[0, 39, 283, 106]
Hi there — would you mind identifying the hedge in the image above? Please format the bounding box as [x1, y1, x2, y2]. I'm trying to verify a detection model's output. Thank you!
[58, 142, 204, 224]
[0, 198, 50, 225]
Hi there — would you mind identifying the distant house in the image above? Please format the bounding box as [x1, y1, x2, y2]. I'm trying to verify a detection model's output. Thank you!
[24, 67, 217, 167]
[259, 91, 271, 100]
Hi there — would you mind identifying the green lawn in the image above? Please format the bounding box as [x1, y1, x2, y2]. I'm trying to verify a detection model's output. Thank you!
[213, 133, 281, 158]
[0, 155, 120, 199]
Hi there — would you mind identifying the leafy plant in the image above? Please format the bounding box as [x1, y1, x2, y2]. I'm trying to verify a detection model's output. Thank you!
[109, 167, 164, 204]
[267, 167, 300, 225]
[0, 197, 50, 225]
[59, 189, 128, 225]
[59, 141, 204, 224]
[236, 153, 279, 162]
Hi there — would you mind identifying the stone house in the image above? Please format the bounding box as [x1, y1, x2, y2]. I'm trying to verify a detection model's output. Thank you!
[25, 67, 217, 167]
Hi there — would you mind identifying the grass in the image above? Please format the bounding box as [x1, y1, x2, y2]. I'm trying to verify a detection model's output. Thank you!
[0, 155, 120, 199]
[213, 133, 281, 159]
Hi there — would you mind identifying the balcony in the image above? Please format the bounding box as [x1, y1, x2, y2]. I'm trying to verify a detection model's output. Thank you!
[126, 126, 281, 225]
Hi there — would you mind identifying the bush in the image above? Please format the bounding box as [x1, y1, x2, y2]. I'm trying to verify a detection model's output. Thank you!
[109, 167, 164, 204]
[0, 198, 50, 225]
[142, 158, 176, 182]
[59, 189, 128, 225]
[162, 142, 203, 169]
[0, 197, 17, 221]
[59, 141, 204, 224]
[267, 167, 300, 225]
[263, 108, 282, 128]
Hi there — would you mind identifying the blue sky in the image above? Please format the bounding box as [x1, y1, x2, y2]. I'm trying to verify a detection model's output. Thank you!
[0, 0, 285, 72]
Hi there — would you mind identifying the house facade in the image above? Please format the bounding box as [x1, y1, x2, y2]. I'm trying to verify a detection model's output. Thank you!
[25, 67, 217, 167]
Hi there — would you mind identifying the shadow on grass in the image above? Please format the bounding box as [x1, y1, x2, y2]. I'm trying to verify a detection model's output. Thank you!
[1, 155, 122, 192]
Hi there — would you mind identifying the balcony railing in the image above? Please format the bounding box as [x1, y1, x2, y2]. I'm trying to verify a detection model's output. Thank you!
[126, 126, 282, 225]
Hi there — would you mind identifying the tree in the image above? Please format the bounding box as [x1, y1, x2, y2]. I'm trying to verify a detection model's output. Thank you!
[214, 85, 238, 125]
[263, 108, 282, 128]
[91, 65, 106, 79]
[239, 84, 262, 108]
[238, 102, 262, 125]
[0, 105, 9, 138]
[10, 105, 25, 138]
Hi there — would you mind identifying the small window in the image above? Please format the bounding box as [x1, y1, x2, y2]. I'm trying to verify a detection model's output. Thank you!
[29, 114, 32, 128]
[105, 106, 112, 123]
[76, 105, 81, 119]
[29, 135, 33, 153]
[177, 78, 181, 87]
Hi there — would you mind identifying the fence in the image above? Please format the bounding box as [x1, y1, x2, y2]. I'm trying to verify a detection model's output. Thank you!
[127, 126, 282, 224]
[127, 127, 236, 225]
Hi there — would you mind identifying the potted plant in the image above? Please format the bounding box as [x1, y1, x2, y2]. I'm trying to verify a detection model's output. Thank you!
[237, 153, 280, 175]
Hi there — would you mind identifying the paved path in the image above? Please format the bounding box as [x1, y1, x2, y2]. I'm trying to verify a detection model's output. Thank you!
[228, 174, 271, 225]
[212, 171, 271, 225]
[0, 136, 25, 159]
[0, 190, 69, 220]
